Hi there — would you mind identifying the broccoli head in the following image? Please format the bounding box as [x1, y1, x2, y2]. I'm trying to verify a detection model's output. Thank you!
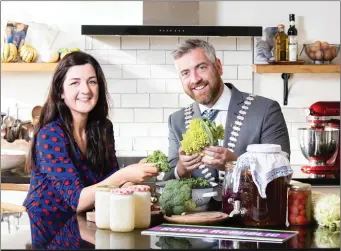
[159, 180, 196, 216]
[181, 118, 224, 155]
[145, 150, 171, 172]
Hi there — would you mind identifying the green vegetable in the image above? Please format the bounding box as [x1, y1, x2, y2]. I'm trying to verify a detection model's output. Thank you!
[179, 177, 210, 188]
[312, 192, 340, 230]
[159, 179, 196, 216]
[181, 118, 224, 155]
[159, 178, 211, 216]
[157, 236, 192, 249]
[146, 150, 171, 172]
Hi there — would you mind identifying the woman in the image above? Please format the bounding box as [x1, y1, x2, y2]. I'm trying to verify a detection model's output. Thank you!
[23, 51, 158, 213]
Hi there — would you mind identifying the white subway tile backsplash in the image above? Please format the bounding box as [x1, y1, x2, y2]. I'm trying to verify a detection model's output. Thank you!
[122, 65, 151, 79]
[282, 108, 307, 123]
[150, 37, 179, 50]
[216, 51, 224, 64]
[291, 122, 308, 136]
[222, 66, 237, 79]
[290, 137, 300, 151]
[224, 51, 253, 65]
[237, 66, 253, 79]
[112, 123, 119, 137]
[110, 108, 134, 122]
[85, 36, 93, 50]
[133, 137, 168, 151]
[107, 79, 137, 93]
[151, 65, 178, 79]
[121, 94, 149, 107]
[115, 137, 133, 151]
[87, 50, 107, 64]
[134, 109, 163, 122]
[148, 123, 169, 137]
[137, 79, 166, 93]
[237, 37, 252, 50]
[224, 79, 253, 94]
[150, 94, 178, 108]
[137, 50, 166, 64]
[93, 36, 120, 50]
[164, 108, 179, 122]
[116, 151, 147, 157]
[120, 123, 149, 137]
[179, 94, 194, 108]
[290, 150, 309, 165]
[107, 50, 136, 64]
[101, 64, 121, 78]
[165, 79, 183, 93]
[121, 37, 149, 49]
[166, 50, 174, 64]
[109, 94, 121, 107]
[208, 37, 236, 50]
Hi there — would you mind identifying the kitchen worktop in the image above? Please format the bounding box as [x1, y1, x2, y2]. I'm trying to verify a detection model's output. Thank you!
[1, 157, 340, 186]
[1, 211, 339, 250]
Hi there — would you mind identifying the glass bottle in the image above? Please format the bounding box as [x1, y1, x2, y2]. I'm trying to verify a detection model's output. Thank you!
[95, 185, 117, 229]
[275, 23, 289, 61]
[288, 14, 298, 62]
[288, 183, 312, 225]
[222, 161, 240, 215]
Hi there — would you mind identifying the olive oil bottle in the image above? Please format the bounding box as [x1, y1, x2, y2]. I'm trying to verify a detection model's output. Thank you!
[274, 24, 289, 61]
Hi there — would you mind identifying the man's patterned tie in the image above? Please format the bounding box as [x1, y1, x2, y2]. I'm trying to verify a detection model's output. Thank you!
[202, 109, 219, 122]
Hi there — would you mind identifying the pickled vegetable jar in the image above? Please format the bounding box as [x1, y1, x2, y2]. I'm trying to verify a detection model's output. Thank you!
[110, 188, 135, 232]
[129, 185, 151, 228]
[288, 183, 312, 225]
[95, 185, 117, 229]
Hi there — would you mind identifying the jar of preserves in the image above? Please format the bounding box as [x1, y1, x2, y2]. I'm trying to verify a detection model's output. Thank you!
[230, 144, 293, 227]
[128, 185, 151, 228]
[95, 185, 117, 229]
[288, 182, 312, 225]
[110, 188, 135, 232]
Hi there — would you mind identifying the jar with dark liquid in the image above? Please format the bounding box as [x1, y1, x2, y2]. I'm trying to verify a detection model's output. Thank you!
[225, 144, 292, 227]
[239, 170, 290, 227]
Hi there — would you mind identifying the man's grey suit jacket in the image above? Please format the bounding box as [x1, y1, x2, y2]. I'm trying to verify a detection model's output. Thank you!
[163, 83, 290, 181]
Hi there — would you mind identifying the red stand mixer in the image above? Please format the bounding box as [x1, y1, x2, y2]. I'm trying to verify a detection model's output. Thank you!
[297, 101, 340, 175]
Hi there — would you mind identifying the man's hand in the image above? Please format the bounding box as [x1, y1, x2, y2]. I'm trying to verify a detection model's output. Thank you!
[177, 147, 203, 178]
[201, 146, 238, 171]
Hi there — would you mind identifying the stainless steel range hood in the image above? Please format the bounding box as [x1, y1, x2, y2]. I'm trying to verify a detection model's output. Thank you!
[81, 2, 262, 36]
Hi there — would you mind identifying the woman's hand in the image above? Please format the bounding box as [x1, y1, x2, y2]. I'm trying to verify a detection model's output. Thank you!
[120, 163, 159, 184]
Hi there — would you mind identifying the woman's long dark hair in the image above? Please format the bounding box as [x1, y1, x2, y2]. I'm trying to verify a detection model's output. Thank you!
[26, 52, 113, 175]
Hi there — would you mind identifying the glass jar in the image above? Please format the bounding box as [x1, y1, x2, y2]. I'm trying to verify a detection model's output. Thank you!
[230, 144, 292, 227]
[128, 185, 151, 228]
[110, 188, 135, 232]
[222, 161, 242, 224]
[95, 185, 117, 229]
[288, 183, 312, 225]
[288, 225, 313, 248]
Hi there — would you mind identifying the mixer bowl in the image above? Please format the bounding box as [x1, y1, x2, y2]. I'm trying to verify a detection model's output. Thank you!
[297, 128, 339, 162]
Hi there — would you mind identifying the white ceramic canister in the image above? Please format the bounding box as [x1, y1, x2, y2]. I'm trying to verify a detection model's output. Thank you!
[95, 185, 117, 229]
[110, 188, 135, 232]
[129, 185, 151, 228]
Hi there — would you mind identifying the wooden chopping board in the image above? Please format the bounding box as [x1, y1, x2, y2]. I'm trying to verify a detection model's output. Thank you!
[164, 211, 229, 225]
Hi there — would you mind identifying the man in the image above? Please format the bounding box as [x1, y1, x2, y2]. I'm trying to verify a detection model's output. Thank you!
[163, 39, 290, 207]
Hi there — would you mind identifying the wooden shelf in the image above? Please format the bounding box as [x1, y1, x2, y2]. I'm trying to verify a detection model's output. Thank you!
[1, 63, 58, 72]
[252, 64, 340, 74]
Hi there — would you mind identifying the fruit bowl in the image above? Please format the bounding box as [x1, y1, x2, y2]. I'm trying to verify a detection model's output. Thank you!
[301, 43, 340, 64]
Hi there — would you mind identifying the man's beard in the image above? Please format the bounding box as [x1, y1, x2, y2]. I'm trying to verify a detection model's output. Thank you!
[186, 79, 222, 106]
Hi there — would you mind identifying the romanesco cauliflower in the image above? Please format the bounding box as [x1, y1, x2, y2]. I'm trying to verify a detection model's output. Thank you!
[181, 118, 224, 155]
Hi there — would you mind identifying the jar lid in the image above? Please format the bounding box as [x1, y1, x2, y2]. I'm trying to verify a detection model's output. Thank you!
[289, 182, 311, 190]
[246, 144, 281, 153]
[128, 185, 151, 192]
[111, 188, 134, 195]
[96, 185, 118, 192]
